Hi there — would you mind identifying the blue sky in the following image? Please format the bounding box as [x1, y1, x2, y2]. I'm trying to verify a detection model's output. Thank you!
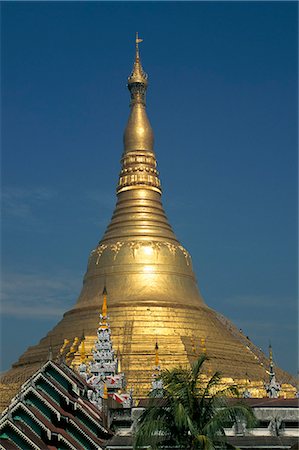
[1, 2, 298, 376]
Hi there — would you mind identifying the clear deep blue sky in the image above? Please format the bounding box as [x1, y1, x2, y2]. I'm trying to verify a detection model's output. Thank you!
[1, 2, 298, 375]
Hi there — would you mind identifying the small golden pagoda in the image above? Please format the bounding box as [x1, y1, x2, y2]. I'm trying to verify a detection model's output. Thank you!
[1, 35, 296, 409]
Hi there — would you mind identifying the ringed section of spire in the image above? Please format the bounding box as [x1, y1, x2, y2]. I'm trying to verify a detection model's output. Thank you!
[117, 152, 161, 194]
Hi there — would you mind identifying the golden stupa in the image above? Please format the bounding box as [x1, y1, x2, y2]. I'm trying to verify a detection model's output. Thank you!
[1, 36, 296, 408]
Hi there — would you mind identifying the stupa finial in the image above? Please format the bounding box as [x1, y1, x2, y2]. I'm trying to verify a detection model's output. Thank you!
[135, 32, 143, 60]
[120, 34, 160, 193]
[128, 32, 147, 87]
[265, 342, 281, 398]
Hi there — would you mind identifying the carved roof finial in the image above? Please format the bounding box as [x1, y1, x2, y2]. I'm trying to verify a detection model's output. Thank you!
[265, 342, 281, 398]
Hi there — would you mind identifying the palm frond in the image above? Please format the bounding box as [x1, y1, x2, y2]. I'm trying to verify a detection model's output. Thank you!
[194, 434, 215, 450]
[212, 439, 239, 450]
[203, 403, 257, 437]
[134, 356, 256, 450]
[192, 354, 208, 379]
[199, 371, 221, 404]
[134, 406, 175, 449]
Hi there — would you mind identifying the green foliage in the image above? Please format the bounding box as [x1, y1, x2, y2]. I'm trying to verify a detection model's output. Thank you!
[134, 355, 256, 450]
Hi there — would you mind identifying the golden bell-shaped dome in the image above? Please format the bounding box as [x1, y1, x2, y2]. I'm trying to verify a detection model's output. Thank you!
[76, 34, 203, 310]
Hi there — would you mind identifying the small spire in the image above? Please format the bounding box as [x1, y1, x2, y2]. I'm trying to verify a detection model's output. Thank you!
[151, 340, 163, 396]
[117, 346, 122, 373]
[243, 372, 251, 398]
[60, 338, 70, 354]
[57, 338, 70, 362]
[268, 342, 275, 378]
[80, 331, 86, 364]
[135, 31, 143, 60]
[103, 383, 108, 400]
[155, 341, 159, 367]
[128, 32, 147, 86]
[265, 342, 281, 398]
[65, 337, 79, 364]
[48, 343, 53, 361]
[101, 288, 108, 329]
[102, 286, 107, 313]
[269, 342, 273, 367]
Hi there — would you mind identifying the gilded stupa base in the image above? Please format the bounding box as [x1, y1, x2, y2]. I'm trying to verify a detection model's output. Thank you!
[1, 303, 296, 411]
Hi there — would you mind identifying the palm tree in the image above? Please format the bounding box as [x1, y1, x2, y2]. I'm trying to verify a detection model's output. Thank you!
[134, 355, 256, 450]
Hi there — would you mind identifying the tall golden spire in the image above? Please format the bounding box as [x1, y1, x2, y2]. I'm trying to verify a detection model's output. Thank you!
[87, 34, 203, 306]
[121, 34, 158, 193]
